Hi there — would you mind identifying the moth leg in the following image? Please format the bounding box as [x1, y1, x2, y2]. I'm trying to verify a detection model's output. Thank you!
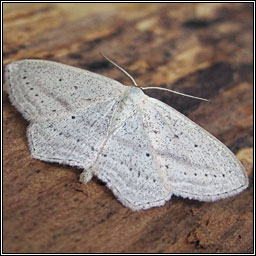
[79, 168, 94, 184]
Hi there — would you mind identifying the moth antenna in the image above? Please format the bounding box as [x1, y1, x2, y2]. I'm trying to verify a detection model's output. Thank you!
[101, 53, 208, 102]
[142, 87, 209, 102]
[100, 53, 139, 88]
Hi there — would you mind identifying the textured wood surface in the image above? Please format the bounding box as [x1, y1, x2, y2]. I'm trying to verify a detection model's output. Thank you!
[3, 3, 253, 253]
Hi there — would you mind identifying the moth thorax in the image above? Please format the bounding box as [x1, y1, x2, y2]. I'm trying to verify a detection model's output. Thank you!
[123, 86, 144, 105]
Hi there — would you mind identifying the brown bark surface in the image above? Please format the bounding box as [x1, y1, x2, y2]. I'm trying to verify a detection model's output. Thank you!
[3, 3, 253, 253]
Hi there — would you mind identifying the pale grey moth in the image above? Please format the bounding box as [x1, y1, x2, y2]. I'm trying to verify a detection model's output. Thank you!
[5, 59, 248, 211]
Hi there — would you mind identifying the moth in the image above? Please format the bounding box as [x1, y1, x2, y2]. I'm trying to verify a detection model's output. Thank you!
[5, 57, 248, 210]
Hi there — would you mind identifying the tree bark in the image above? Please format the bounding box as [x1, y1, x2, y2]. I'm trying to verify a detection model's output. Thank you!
[3, 3, 253, 253]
